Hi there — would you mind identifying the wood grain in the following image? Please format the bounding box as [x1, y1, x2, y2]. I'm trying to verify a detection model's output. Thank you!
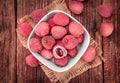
[0, 0, 17, 83]
[102, 0, 119, 83]
[0, 0, 120, 83]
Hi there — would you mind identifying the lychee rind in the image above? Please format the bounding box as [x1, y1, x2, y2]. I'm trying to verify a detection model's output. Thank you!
[62, 35, 78, 49]
[69, 22, 84, 37]
[81, 46, 96, 62]
[54, 56, 68, 67]
[41, 36, 56, 49]
[18, 23, 32, 37]
[29, 38, 42, 52]
[100, 22, 114, 37]
[51, 26, 67, 39]
[53, 13, 69, 26]
[68, 1, 84, 14]
[98, 4, 113, 18]
[40, 49, 53, 59]
[30, 9, 47, 23]
[68, 47, 78, 57]
[25, 54, 39, 67]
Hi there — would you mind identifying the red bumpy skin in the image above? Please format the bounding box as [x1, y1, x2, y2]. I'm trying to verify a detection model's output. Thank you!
[41, 36, 56, 49]
[53, 12, 69, 26]
[40, 49, 53, 59]
[35, 22, 50, 37]
[100, 22, 114, 37]
[54, 56, 68, 67]
[98, 4, 113, 18]
[29, 38, 42, 52]
[68, 47, 78, 57]
[51, 26, 67, 39]
[81, 46, 96, 62]
[26, 54, 39, 67]
[68, 1, 84, 14]
[62, 35, 78, 49]
[18, 22, 32, 37]
[69, 22, 84, 37]
[30, 9, 47, 23]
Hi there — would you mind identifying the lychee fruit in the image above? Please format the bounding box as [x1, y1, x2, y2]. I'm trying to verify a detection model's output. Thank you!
[18, 22, 32, 37]
[62, 35, 78, 49]
[68, 47, 78, 57]
[98, 4, 113, 18]
[81, 46, 96, 62]
[41, 36, 56, 49]
[54, 56, 68, 67]
[76, 35, 84, 44]
[30, 9, 47, 23]
[35, 22, 50, 37]
[51, 26, 67, 39]
[25, 54, 39, 67]
[40, 49, 53, 59]
[100, 22, 114, 37]
[69, 22, 84, 37]
[68, 1, 84, 14]
[53, 12, 69, 26]
[48, 18, 55, 28]
[29, 38, 42, 52]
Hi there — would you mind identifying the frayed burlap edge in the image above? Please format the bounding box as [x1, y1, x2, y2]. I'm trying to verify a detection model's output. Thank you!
[16, 0, 103, 83]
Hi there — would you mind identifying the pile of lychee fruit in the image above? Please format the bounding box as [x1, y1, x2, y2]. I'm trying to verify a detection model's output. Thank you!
[29, 12, 85, 67]
[18, 0, 114, 68]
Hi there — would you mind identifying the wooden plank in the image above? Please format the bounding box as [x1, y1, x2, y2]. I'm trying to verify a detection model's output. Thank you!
[102, 0, 119, 83]
[16, 0, 51, 83]
[116, 1, 120, 83]
[0, 0, 17, 83]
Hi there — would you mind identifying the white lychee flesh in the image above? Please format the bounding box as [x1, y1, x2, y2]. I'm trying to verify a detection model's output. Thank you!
[53, 46, 67, 59]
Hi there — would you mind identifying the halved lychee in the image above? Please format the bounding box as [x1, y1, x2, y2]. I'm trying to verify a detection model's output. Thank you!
[53, 46, 67, 59]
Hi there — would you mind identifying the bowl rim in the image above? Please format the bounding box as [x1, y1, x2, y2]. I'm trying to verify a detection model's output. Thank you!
[27, 10, 90, 72]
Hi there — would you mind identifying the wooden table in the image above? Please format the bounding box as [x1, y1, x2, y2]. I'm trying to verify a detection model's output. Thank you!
[0, 0, 119, 83]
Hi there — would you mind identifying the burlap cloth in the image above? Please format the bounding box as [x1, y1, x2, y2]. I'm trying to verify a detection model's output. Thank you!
[17, 0, 103, 83]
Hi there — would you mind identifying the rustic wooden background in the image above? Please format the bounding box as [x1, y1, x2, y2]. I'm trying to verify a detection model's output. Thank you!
[0, 0, 120, 83]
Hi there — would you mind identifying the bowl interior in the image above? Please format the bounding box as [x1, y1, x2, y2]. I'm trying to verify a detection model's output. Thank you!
[28, 10, 90, 72]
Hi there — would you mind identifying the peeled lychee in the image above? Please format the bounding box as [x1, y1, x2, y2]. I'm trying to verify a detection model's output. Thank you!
[18, 23, 32, 37]
[51, 26, 67, 39]
[68, 47, 78, 57]
[68, 1, 84, 14]
[48, 18, 55, 28]
[53, 13, 69, 26]
[54, 56, 68, 67]
[41, 36, 56, 49]
[100, 22, 114, 37]
[25, 54, 39, 67]
[69, 22, 84, 37]
[98, 4, 113, 18]
[81, 46, 96, 62]
[29, 38, 42, 52]
[40, 49, 53, 59]
[53, 45, 67, 59]
[35, 22, 50, 37]
[30, 9, 47, 23]
[76, 35, 84, 44]
[62, 35, 78, 49]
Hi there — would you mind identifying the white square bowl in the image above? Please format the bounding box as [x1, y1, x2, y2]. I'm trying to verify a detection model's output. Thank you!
[27, 10, 90, 72]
